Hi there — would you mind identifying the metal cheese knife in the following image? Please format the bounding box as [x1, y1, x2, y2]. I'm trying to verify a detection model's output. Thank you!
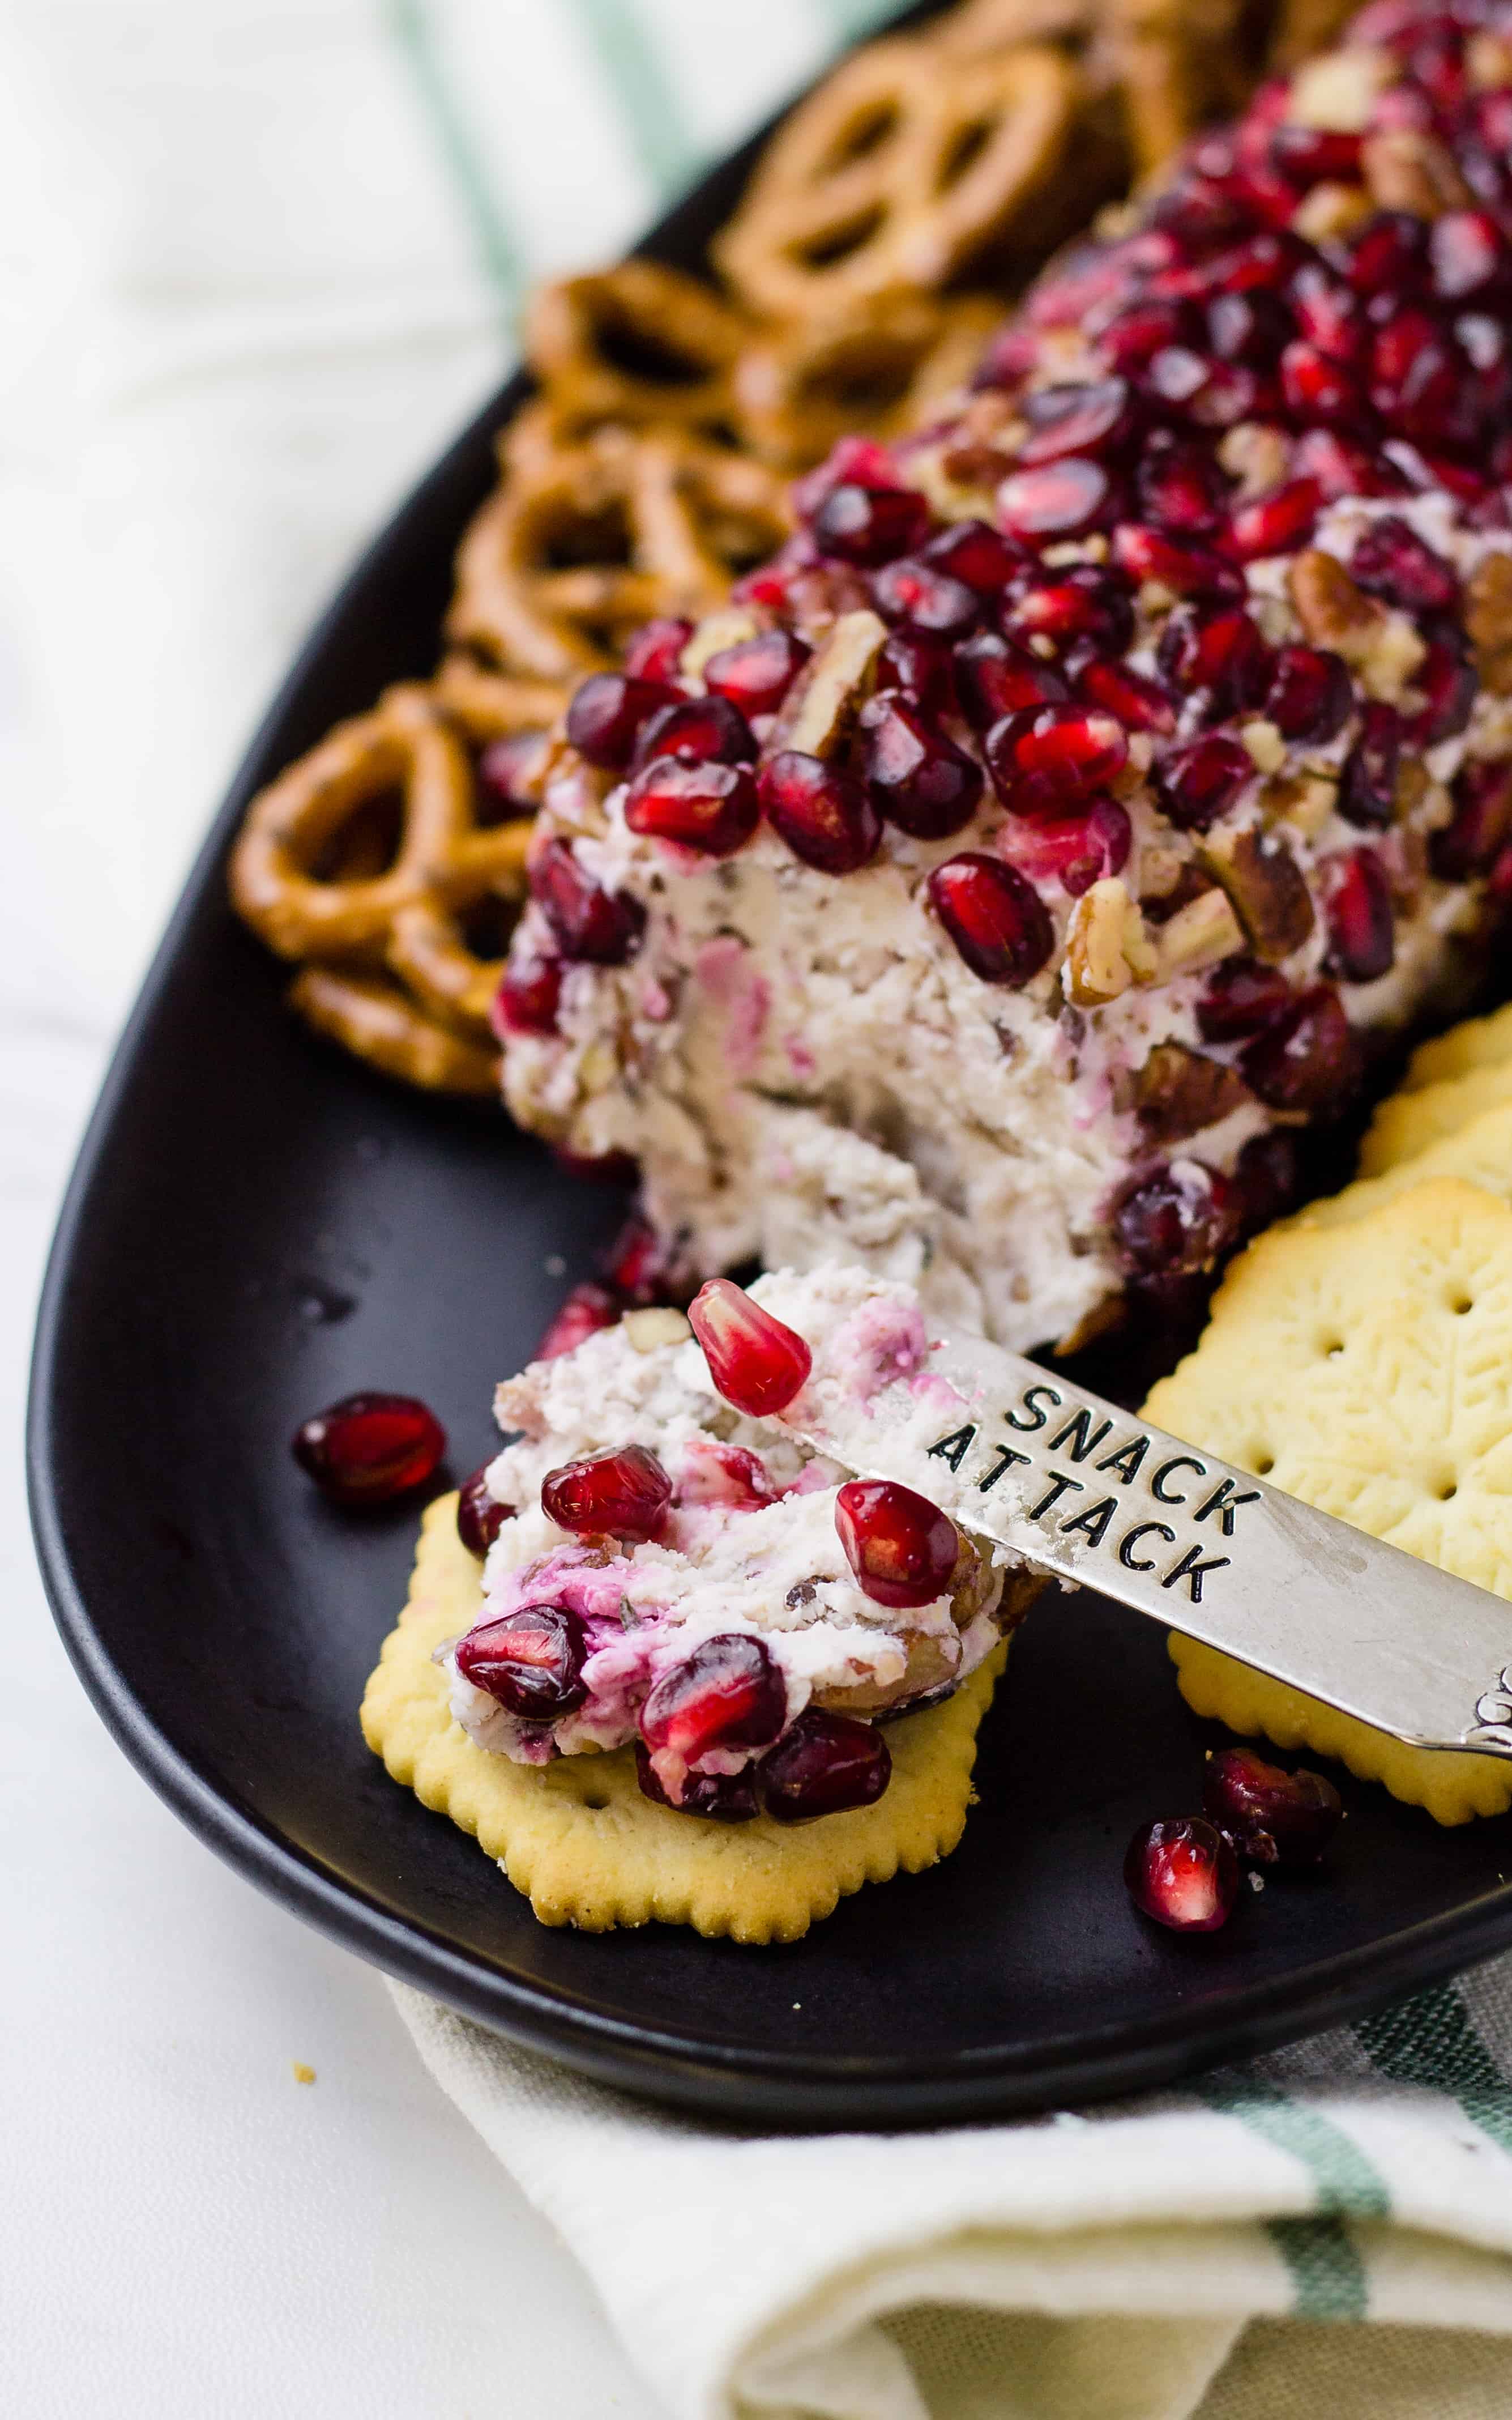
[783, 1323, 1512, 1763]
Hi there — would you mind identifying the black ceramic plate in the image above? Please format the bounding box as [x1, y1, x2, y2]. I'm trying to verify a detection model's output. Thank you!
[29, 59, 1512, 2134]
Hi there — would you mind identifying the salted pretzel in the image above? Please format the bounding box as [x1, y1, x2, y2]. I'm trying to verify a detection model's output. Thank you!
[288, 968, 501, 1097]
[523, 258, 753, 442]
[731, 291, 1003, 470]
[714, 37, 1079, 320]
[445, 417, 792, 681]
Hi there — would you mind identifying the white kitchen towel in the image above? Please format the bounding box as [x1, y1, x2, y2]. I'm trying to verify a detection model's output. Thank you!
[5, 1, 1512, 2414]
[394, 1968, 1512, 2419]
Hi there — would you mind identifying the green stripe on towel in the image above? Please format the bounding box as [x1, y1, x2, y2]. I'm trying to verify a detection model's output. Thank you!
[565, 0, 698, 194]
[1197, 2072, 1390, 2319]
[1359, 1984, 1512, 2160]
[383, 0, 522, 304]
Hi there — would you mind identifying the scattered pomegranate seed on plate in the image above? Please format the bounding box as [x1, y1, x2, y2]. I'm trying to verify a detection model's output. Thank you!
[1203, 1746, 1343, 1867]
[1124, 1816, 1238, 1932]
[292, 1392, 445, 1506]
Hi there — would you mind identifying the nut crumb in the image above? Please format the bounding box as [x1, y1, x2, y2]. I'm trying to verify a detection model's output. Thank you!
[292, 2063, 316, 2085]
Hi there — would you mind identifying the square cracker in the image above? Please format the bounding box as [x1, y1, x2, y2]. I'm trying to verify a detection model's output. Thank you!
[1278, 1100, 1512, 1234]
[1144, 1179, 1512, 1824]
[361, 1494, 1009, 1942]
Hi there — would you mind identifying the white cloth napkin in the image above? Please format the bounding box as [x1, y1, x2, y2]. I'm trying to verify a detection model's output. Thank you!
[6, 1, 1512, 2413]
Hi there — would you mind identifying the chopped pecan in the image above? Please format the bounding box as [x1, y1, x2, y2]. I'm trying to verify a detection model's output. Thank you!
[1291, 180, 1374, 243]
[1198, 823, 1315, 961]
[1377, 824, 1428, 909]
[1288, 48, 1394, 131]
[1288, 549, 1423, 695]
[767, 608, 887, 756]
[1260, 770, 1338, 837]
[1154, 885, 1245, 977]
[1468, 29, 1512, 86]
[1218, 423, 1289, 497]
[1362, 127, 1472, 216]
[1134, 1043, 1254, 1144]
[1467, 553, 1512, 697]
[680, 608, 759, 682]
[1239, 717, 1287, 774]
[1063, 877, 1154, 1006]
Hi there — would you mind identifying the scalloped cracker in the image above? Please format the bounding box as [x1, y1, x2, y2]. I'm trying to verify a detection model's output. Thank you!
[1359, 1055, 1512, 1176]
[1399, 998, 1512, 1094]
[1280, 1100, 1512, 1233]
[1144, 1181, 1512, 1824]
[361, 1494, 1008, 1941]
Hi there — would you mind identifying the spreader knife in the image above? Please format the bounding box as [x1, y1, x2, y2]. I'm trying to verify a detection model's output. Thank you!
[783, 1320, 1512, 1764]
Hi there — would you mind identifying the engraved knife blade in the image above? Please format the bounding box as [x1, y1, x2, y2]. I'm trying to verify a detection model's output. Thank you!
[781, 1321, 1512, 1763]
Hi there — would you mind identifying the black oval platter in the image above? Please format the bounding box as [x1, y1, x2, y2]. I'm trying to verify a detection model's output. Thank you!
[28, 20, 1512, 2131]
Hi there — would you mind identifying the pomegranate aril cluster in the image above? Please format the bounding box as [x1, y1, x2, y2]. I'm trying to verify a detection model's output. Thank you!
[1124, 1746, 1342, 1932]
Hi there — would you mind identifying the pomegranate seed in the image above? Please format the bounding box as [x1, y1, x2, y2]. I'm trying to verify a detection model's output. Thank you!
[1239, 984, 1353, 1112]
[640, 1633, 787, 1766]
[552, 1146, 639, 1187]
[1003, 568, 1133, 658]
[1203, 1745, 1343, 1866]
[1349, 516, 1459, 614]
[1152, 732, 1253, 831]
[1148, 348, 1258, 428]
[623, 617, 693, 683]
[703, 628, 810, 717]
[1208, 287, 1294, 367]
[1098, 298, 1198, 372]
[792, 436, 902, 518]
[954, 632, 1067, 730]
[631, 693, 755, 772]
[921, 517, 1024, 593]
[1124, 1816, 1238, 1932]
[457, 1465, 509, 1559]
[1430, 758, 1512, 880]
[455, 1604, 587, 1722]
[835, 1477, 959, 1608]
[1224, 476, 1319, 561]
[1197, 956, 1293, 1041]
[624, 756, 760, 857]
[876, 628, 956, 716]
[673, 1439, 776, 1509]
[292, 1391, 445, 1506]
[811, 480, 930, 566]
[861, 696, 983, 838]
[1384, 437, 1488, 504]
[566, 672, 680, 771]
[1114, 1162, 1233, 1276]
[476, 733, 544, 822]
[541, 1443, 672, 1543]
[1288, 265, 1365, 367]
[997, 793, 1131, 895]
[1270, 122, 1361, 184]
[759, 751, 881, 874]
[1320, 848, 1395, 982]
[1346, 211, 1429, 297]
[1280, 340, 1365, 427]
[535, 1281, 619, 1361]
[1292, 427, 1400, 501]
[1373, 317, 1466, 446]
[492, 952, 563, 1041]
[531, 838, 646, 964]
[997, 456, 1112, 540]
[928, 851, 1054, 985]
[1263, 644, 1352, 742]
[689, 1278, 812, 1416]
[600, 1212, 667, 1306]
[1110, 523, 1244, 601]
[870, 556, 979, 638]
[1158, 604, 1272, 712]
[1147, 177, 1249, 255]
[1408, 639, 1477, 746]
[1135, 433, 1228, 537]
[1231, 1126, 1302, 1232]
[1430, 209, 1506, 302]
[758, 1709, 892, 1823]
[1019, 378, 1135, 464]
[1336, 703, 1403, 830]
[985, 705, 1127, 808]
[1077, 657, 1176, 735]
[634, 1745, 758, 1821]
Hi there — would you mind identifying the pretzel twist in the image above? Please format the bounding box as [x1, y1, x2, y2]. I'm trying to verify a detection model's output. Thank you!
[731, 291, 1004, 469]
[445, 417, 792, 681]
[523, 258, 753, 441]
[714, 39, 1079, 319]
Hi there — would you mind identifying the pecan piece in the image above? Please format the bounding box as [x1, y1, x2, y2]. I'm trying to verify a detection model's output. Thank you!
[1289, 549, 1423, 696]
[1361, 127, 1472, 216]
[1198, 823, 1315, 962]
[1134, 1043, 1254, 1144]
[767, 608, 887, 757]
[1467, 554, 1512, 697]
[1063, 876, 1155, 1006]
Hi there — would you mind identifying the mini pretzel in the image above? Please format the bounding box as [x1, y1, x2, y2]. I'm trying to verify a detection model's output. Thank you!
[524, 259, 752, 439]
[1104, 0, 1252, 176]
[445, 419, 791, 681]
[1267, 0, 1368, 69]
[714, 37, 1078, 319]
[229, 683, 529, 962]
[731, 291, 1003, 470]
[289, 967, 501, 1098]
[430, 653, 568, 749]
[933, 0, 1099, 53]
